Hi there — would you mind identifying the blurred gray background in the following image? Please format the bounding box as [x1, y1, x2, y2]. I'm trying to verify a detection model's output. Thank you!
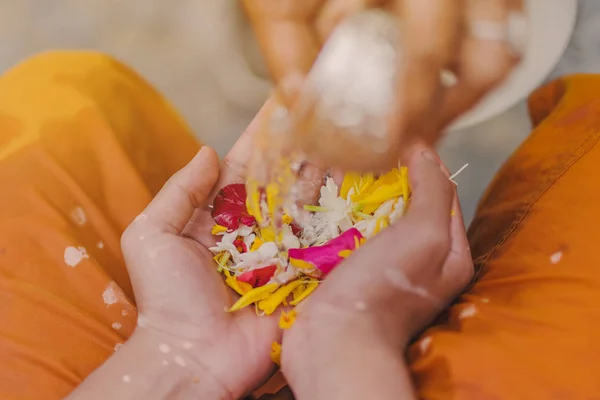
[1, 0, 598, 224]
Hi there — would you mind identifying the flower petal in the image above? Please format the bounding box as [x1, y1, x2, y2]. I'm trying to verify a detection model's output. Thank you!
[289, 280, 319, 305]
[211, 224, 228, 235]
[288, 228, 363, 276]
[227, 283, 279, 312]
[246, 180, 263, 224]
[233, 238, 247, 253]
[340, 172, 362, 200]
[212, 184, 256, 230]
[238, 265, 277, 287]
[270, 342, 282, 366]
[279, 310, 297, 329]
[223, 270, 253, 296]
[257, 280, 304, 315]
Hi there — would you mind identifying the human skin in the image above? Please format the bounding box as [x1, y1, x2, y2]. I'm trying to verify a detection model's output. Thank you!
[281, 144, 473, 400]
[243, 0, 523, 169]
[65, 101, 472, 400]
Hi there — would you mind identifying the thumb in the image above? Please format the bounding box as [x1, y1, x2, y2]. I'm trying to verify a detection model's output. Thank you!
[129, 146, 220, 237]
[120, 146, 224, 320]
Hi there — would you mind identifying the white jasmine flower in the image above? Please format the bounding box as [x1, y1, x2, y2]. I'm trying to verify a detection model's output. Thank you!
[236, 242, 280, 272]
[271, 266, 301, 284]
[209, 230, 242, 263]
[243, 233, 256, 252]
[302, 177, 354, 245]
[281, 225, 301, 249]
[389, 197, 405, 224]
[237, 225, 254, 237]
[353, 199, 396, 238]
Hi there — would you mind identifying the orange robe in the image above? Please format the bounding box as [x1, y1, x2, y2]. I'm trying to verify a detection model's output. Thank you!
[0, 52, 598, 399]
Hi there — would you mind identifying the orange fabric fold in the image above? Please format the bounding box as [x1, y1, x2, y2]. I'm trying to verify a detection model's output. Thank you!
[409, 75, 600, 399]
[0, 51, 199, 399]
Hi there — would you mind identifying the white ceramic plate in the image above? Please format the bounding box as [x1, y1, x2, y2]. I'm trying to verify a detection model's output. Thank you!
[450, 0, 578, 131]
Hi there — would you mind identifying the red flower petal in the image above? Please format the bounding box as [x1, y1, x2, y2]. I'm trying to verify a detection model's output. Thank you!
[290, 222, 302, 236]
[233, 239, 247, 253]
[288, 228, 363, 276]
[238, 265, 277, 287]
[211, 183, 256, 230]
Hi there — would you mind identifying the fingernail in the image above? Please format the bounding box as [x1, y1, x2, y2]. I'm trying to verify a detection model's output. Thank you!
[421, 150, 440, 165]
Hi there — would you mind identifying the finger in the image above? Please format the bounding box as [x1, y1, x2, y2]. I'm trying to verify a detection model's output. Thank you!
[243, 1, 323, 103]
[439, 0, 521, 127]
[133, 146, 220, 235]
[398, 0, 462, 143]
[402, 146, 454, 229]
[444, 190, 474, 290]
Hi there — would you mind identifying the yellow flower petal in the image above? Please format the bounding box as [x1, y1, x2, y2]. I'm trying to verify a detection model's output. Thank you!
[340, 172, 362, 200]
[211, 224, 228, 235]
[400, 166, 410, 203]
[364, 169, 401, 196]
[289, 258, 315, 271]
[270, 341, 282, 366]
[258, 280, 304, 315]
[223, 270, 253, 296]
[214, 252, 231, 270]
[282, 214, 293, 225]
[289, 280, 319, 306]
[246, 180, 263, 224]
[228, 283, 279, 312]
[260, 227, 276, 242]
[338, 249, 353, 258]
[360, 185, 403, 212]
[266, 182, 280, 216]
[350, 169, 406, 214]
[358, 174, 375, 194]
[292, 283, 307, 301]
[278, 310, 297, 330]
[250, 236, 264, 252]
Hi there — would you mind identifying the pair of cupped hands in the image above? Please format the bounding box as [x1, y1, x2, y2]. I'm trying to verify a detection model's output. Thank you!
[111, 99, 474, 400]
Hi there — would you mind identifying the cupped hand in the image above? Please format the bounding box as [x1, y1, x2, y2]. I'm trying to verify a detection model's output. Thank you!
[243, 0, 525, 155]
[280, 144, 474, 399]
[120, 109, 282, 399]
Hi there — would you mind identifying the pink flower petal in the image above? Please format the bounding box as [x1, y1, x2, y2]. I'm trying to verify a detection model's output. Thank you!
[289, 228, 363, 276]
[211, 184, 256, 230]
[238, 265, 277, 287]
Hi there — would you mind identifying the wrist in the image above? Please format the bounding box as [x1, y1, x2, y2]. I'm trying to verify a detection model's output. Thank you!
[66, 327, 232, 400]
[282, 319, 414, 400]
[131, 327, 233, 399]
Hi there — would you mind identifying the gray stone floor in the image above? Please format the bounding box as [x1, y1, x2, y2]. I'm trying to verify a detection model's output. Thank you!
[2, 0, 598, 223]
